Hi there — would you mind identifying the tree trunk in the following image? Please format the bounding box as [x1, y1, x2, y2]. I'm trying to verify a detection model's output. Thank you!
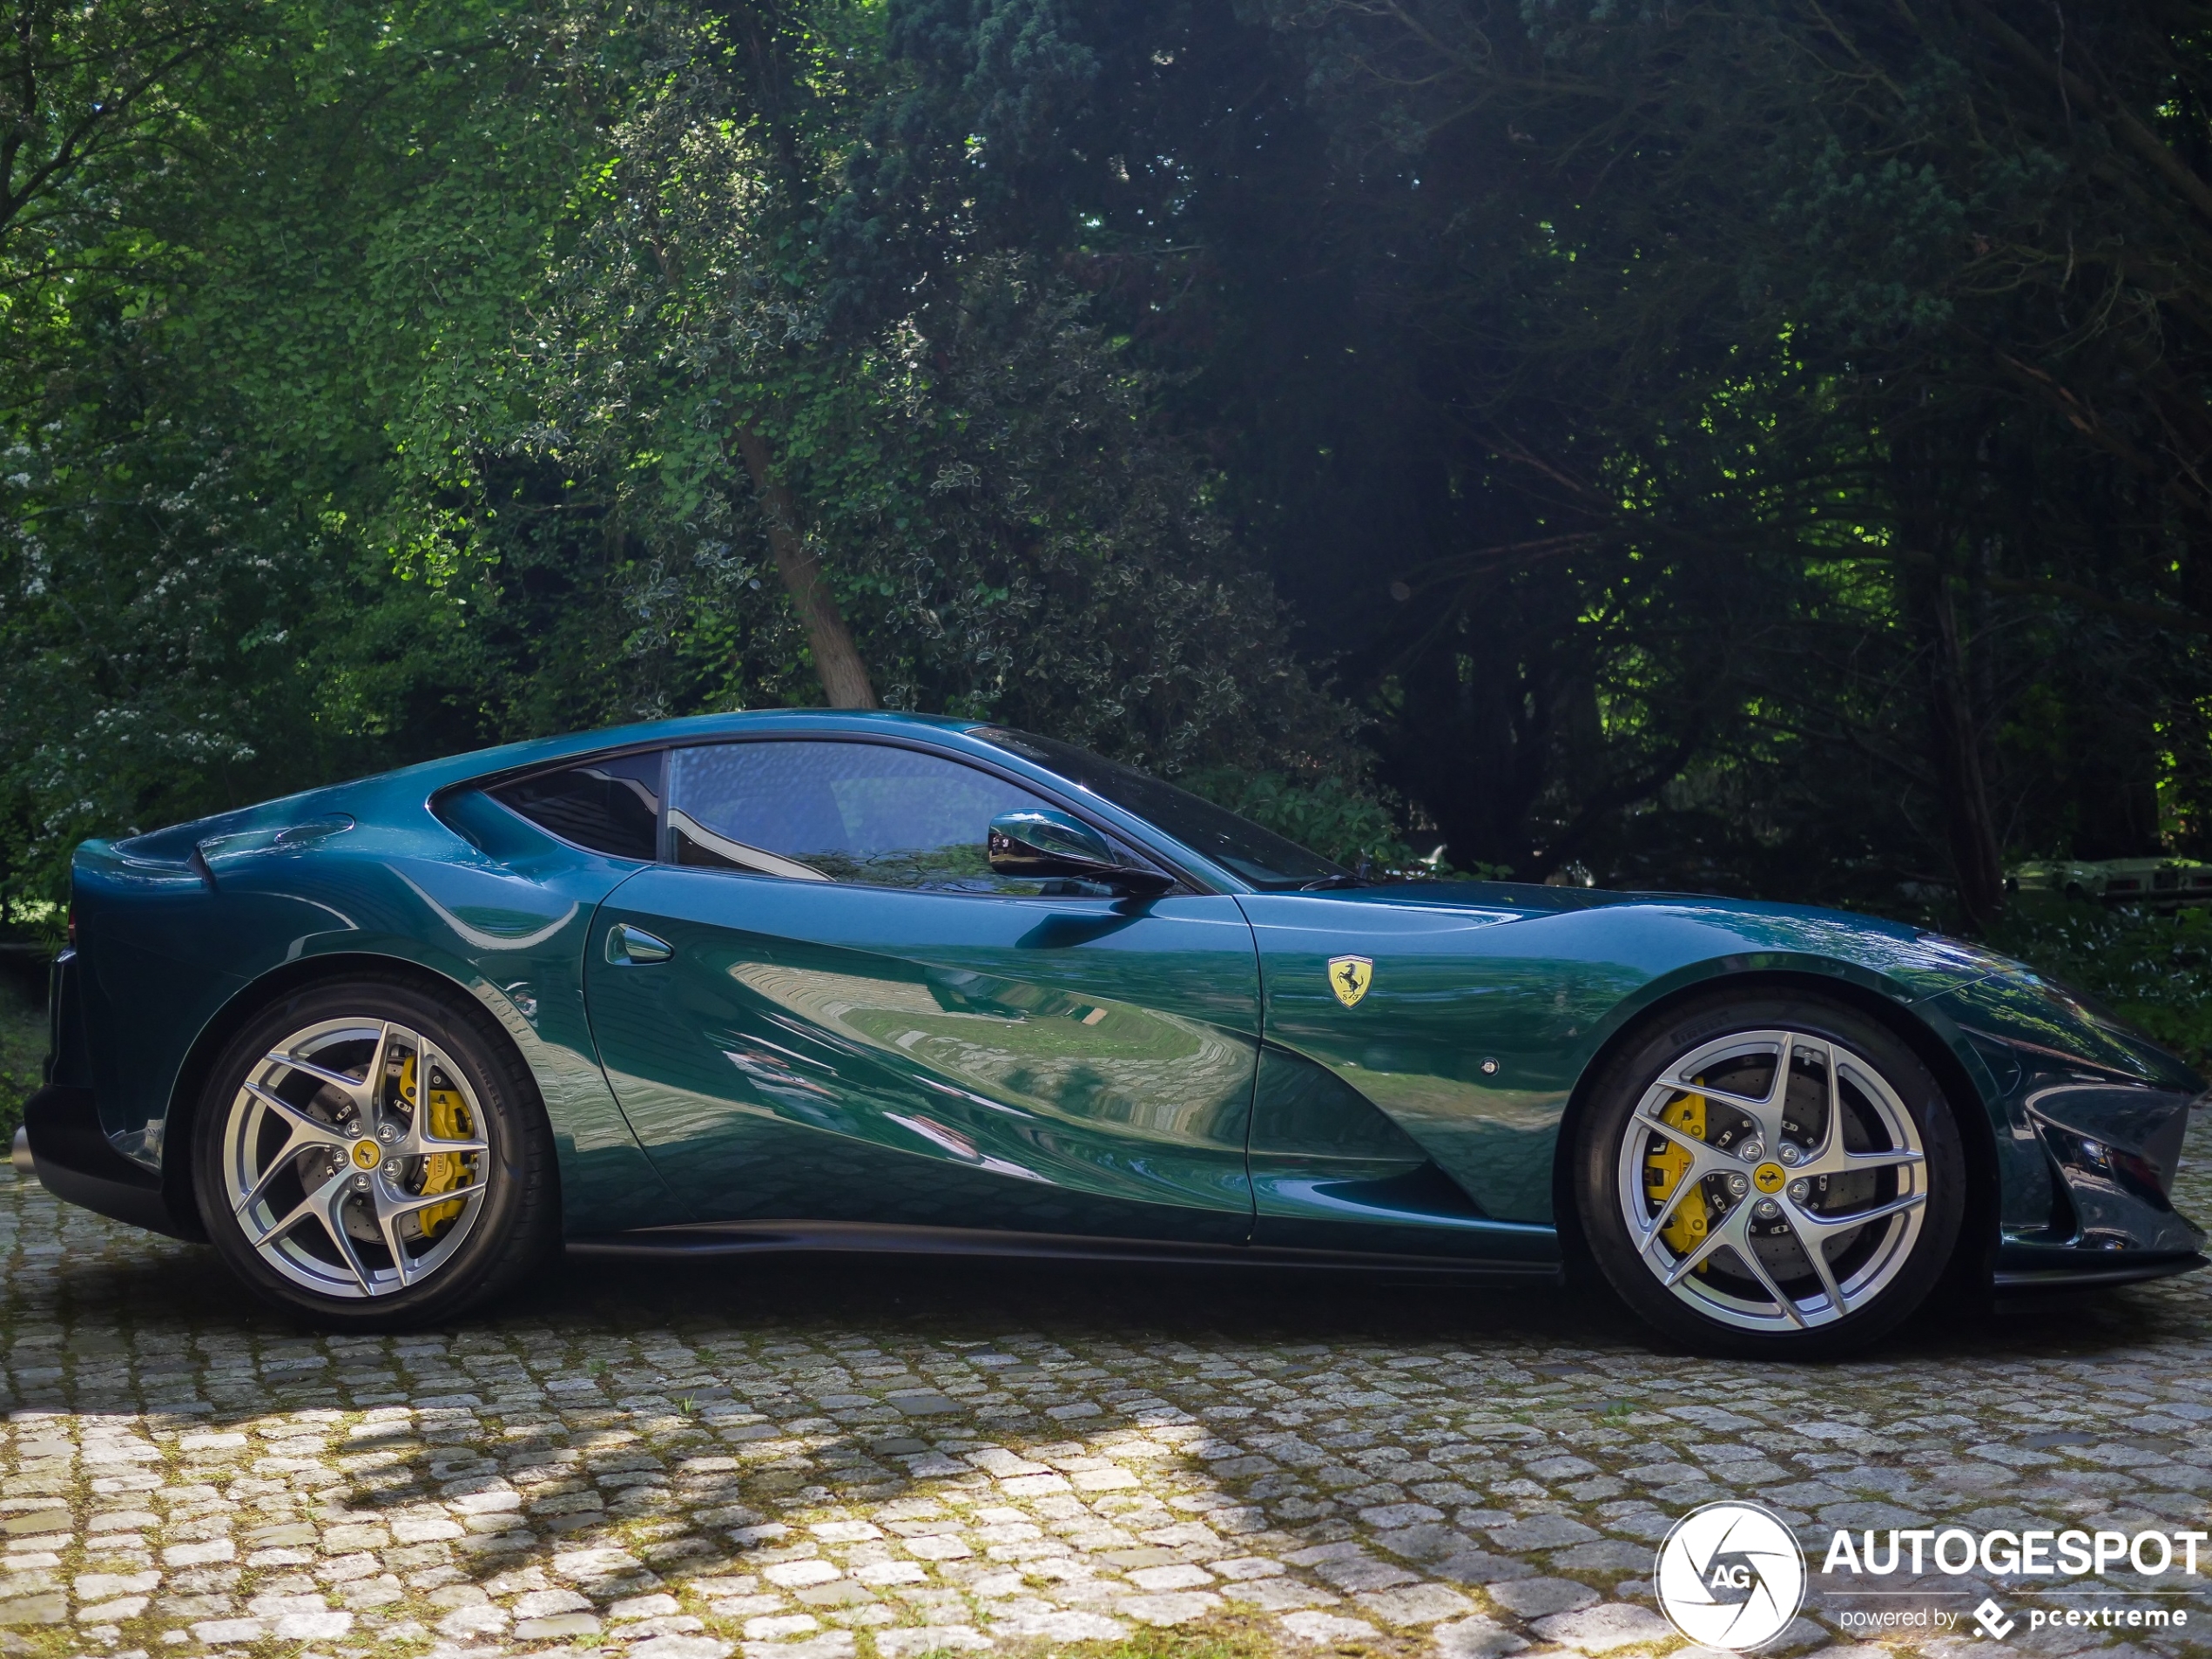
[732, 425, 877, 709]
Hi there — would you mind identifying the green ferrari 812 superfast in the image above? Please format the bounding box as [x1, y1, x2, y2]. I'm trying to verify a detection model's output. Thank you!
[24, 711, 2206, 1354]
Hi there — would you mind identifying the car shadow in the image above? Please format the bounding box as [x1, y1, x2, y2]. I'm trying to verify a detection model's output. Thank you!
[516, 1245, 2212, 1369]
[18, 1224, 2211, 1368]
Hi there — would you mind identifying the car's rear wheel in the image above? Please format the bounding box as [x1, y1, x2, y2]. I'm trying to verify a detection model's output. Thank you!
[192, 977, 557, 1327]
[1575, 992, 1966, 1358]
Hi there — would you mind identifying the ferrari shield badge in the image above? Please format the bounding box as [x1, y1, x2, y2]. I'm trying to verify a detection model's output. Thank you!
[1328, 955, 1374, 1008]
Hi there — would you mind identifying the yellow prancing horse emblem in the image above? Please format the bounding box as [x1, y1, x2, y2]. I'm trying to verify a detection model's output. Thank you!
[1328, 955, 1373, 1008]
[350, 1139, 382, 1170]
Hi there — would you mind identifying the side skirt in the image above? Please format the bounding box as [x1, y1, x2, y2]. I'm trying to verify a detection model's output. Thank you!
[565, 1218, 1565, 1282]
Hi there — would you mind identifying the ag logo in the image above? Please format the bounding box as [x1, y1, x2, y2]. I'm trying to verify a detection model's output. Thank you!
[1328, 956, 1373, 1008]
[1654, 1501, 1804, 1650]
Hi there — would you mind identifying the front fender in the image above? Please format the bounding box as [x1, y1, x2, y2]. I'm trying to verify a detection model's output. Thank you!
[1919, 972, 2205, 1271]
[1242, 891, 2047, 1228]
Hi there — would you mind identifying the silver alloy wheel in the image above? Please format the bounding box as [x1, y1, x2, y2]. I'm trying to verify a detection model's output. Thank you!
[1613, 1028, 1928, 1332]
[221, 1017, 492, 1298]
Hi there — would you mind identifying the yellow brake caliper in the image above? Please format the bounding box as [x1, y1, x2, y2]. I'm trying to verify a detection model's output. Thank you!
[399, 1054, 472, 1238]
[1643, 1087, 1710, 1263]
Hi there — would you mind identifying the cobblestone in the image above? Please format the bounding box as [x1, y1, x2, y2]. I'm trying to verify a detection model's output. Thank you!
[3, 1113, 2212, 1659]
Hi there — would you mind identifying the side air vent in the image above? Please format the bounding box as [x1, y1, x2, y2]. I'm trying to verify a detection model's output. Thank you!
[1250, 1042, 1431, 1165]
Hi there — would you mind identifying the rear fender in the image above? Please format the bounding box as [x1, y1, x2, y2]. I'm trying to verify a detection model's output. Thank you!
[73, 815, 671, 1238]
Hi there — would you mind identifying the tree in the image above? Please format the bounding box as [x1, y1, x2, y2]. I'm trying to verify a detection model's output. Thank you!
[0, 0, 254, 299]
[419, 0, 1355, 772]
[841, 0, 2212, 917]
[12, 0, 2212, 932]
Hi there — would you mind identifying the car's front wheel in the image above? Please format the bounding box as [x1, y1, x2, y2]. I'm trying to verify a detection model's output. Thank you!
[192, 976, 557, 1327]
[1576, 993, 1966, 1357]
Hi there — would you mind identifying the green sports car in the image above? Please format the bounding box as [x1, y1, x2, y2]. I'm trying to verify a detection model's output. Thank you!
[24, 711, 2207, 1355]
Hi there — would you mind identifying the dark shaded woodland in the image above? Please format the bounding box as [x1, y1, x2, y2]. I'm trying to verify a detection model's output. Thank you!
[7, 0, 2212, 939]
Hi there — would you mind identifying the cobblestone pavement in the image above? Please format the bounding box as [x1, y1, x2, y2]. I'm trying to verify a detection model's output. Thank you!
[3, 1116, 2212, 1659]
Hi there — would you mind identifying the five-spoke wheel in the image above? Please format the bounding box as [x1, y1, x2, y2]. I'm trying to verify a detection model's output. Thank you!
[1578, 994, 1964, 1356]
[194, 978, 556, 1327]
[223, 1016, 492, 1297]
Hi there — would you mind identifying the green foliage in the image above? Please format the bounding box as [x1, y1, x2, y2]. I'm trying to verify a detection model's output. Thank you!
[0, 0, 617, 906]
[8, 0, 2212, 938]
[1180, 768, 1401, 870]
[1988, 900, 2212, 1071]
[471, 6, 1354, 773]
[0, 0, 1358, 914]
[0, 974, 44, 1145]
[1178, 767, 1460, 877]
[846, 0, 2212, 915]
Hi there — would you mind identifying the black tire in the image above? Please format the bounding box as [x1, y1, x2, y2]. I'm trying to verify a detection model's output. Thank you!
[192, 974, 558, 1329]
[1575, 990, 1966, 1359]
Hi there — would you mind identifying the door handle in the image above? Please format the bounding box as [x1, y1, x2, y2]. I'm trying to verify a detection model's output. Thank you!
[605, 923, 673, 966]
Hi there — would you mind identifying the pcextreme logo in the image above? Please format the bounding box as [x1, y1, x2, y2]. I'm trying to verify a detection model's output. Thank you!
[1655, 1501, 1807, 1651]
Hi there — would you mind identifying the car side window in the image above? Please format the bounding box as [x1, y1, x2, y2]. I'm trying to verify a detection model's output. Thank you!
[664, 740, 1111, 894]
[492, 751, 664, 860]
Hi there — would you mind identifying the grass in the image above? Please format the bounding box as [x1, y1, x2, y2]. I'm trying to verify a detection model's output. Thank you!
[1017, 1621, 1320, 1659]
[1987, 896, 2212, 1072]
[0, 968, 44, 1143]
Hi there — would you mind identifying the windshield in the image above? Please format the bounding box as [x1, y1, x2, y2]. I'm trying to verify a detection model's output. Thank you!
[968, 727, 1352, 890]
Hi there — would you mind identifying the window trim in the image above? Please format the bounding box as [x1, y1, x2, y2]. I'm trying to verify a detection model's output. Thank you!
[458, 732, 1217, 897]
[456, 746, 666, 864]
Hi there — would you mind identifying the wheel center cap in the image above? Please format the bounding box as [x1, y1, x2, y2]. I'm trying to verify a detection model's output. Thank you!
[351, 1139, 382, 1170]
[1752, 1161, 1787, 1194]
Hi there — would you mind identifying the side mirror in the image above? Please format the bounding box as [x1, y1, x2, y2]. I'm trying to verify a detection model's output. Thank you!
[988, 809, 1174, 897]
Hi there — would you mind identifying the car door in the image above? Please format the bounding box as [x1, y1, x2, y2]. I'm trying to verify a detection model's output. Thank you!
[582, 736, 1260, 1242]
